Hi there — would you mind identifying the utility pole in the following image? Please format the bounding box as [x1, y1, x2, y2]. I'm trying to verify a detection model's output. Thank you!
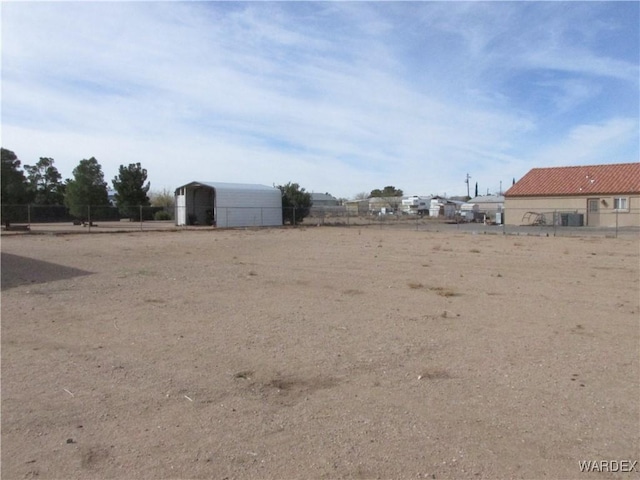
[465, 173, 471, 198]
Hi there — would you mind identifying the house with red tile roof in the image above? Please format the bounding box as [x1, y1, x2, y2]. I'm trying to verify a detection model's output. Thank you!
[504, 163, 640, 227]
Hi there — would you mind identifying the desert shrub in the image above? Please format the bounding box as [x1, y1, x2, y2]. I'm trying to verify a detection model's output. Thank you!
[154, 210, 172, 221]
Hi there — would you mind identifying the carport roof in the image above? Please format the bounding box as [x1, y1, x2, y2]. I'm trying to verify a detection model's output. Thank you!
[468, 195, 505, 204]
[177, 181, 277, 192]
[505, 163, 640, 197]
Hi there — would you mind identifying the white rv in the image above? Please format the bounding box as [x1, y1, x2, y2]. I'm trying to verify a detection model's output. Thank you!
[401, 196, 430, 215]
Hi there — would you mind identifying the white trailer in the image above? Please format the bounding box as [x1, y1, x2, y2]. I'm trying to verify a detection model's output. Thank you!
[460, 202, 480, 222]
[401, 196, 430, 215]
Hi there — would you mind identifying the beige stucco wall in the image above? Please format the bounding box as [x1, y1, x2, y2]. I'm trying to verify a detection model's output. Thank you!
[505, 195, 640, 227]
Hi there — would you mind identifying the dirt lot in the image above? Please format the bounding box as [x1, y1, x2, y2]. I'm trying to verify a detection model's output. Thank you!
[1, 227, 638, 479]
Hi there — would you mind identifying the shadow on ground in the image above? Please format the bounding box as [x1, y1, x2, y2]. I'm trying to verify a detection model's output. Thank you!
[1, 253, 93, 290]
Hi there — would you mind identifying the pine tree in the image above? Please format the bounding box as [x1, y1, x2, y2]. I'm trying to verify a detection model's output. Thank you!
[24, 157, 65, 205]
[65, 157, 110, 221]
[278, 182, 312, 225]
[1, 148, 31, 227]
[112, 163, 150, 220]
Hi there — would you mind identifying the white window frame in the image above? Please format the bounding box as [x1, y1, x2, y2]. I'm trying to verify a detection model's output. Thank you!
[613, 197, 628, 212]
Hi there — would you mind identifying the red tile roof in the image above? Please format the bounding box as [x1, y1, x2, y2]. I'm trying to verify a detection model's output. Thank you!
[505, 163, 640, 197]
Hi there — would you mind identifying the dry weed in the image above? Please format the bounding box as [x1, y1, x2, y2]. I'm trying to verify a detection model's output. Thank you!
[343, 289, 364, 296]
[429, 286, 460, 297]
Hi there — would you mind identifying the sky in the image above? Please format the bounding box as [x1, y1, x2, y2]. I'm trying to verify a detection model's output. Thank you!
[2, 1, 638, 199]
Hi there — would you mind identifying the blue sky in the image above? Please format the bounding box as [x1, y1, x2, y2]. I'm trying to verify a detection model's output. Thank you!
[2, 1, 638, 199]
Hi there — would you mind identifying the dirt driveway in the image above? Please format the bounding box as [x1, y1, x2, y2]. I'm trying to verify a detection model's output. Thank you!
[2, 227, 638, 479]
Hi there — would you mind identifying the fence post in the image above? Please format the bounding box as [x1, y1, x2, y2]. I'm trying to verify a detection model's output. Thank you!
[140, 205, 143, 231]
[616, 209, 619, 238]
[88, 205, 91, 232]
[28, 204, 31, 230]
[293, 207, 296, 226]
[553, 210, 557, 237]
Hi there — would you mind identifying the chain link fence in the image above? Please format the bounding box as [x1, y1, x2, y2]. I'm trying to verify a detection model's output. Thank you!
[308, 206, 640, 238]
[2, 204, 638, 238]
[1, 204, 175, 233]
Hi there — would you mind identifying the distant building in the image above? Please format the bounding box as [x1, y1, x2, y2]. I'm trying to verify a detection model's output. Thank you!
[309, 192, 344, 217]
[504, 163, 640, 227]
[344, 199, 369, 215]
[466, 195, 505, 223]
[369, 196, 402, 214]
[428, 197, 462, 219]
[310, 193, 339, 207]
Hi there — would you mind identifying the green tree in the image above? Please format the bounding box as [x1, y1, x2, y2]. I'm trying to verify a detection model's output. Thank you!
[278, 182, 312, 225]
[370, 186, 403, 197]
[1, 148, 31, 227]
[112, 163, 150, 220]
[24, 157, 66, 205]
[369, 185, 403, 212]
[65, 157, 110, 221]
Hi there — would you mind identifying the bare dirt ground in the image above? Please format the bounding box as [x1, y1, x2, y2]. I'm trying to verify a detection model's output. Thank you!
[1, 227, 638, 479]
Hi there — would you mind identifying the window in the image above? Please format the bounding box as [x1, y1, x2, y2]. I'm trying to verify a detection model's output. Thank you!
[613, 197, 628, 211]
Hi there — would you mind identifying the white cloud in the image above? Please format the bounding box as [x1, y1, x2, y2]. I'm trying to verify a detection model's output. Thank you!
[527, 118, 639, 168]
[1, 1, 637, 199]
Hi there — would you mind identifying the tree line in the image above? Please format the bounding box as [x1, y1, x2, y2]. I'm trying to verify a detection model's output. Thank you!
[1, 147, 158, 226]
[1, 147, 316, 227]
[2, 147, 415, 228]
